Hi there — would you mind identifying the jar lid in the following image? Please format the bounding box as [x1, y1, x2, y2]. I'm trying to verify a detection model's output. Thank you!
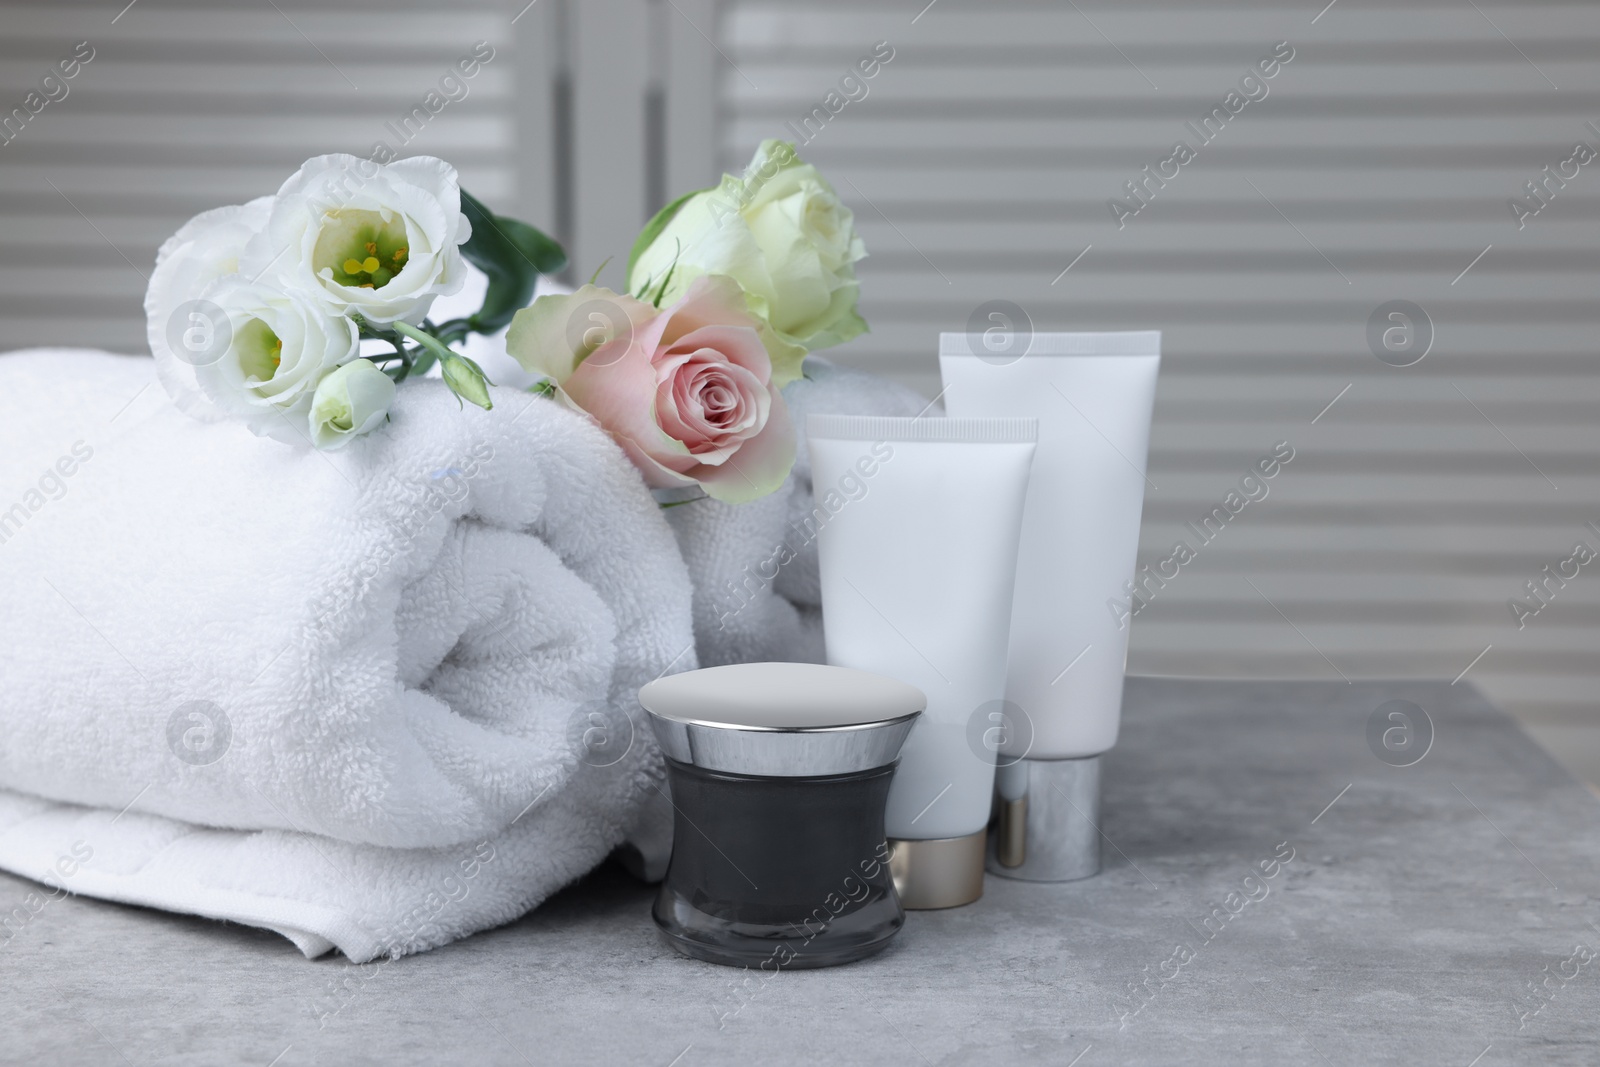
[638, 662, 924, 777]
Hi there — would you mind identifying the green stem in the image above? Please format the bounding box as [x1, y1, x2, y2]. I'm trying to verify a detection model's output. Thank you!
[387, 336, 414, 382]
[391, 320, 460, 366]
[433, 317, 474, 346]
[409, 347, 439, 379]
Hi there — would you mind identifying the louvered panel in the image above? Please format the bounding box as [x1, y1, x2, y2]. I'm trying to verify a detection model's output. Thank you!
[713, 0, 1600, 767]
[0, 0, 524, 353]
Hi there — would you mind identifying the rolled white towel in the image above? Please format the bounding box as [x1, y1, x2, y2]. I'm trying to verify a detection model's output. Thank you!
[666, 357, 932, 667]
[0, 348, 695, 959]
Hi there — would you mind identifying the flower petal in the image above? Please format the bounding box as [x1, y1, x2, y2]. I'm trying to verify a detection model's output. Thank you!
[687, 387, 797, 503]
[505, 284, 659, 383]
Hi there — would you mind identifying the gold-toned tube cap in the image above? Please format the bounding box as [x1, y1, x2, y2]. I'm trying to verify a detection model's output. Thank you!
[996, 796, 1028, 869]
[888, 831, 986, 910]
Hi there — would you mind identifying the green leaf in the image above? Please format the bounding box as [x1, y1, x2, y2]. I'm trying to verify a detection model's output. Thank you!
[649, 240, 681, 308]
[626, 187, 703, 285]
[494, 214, 567, 274]
[459, 188, 568, 335]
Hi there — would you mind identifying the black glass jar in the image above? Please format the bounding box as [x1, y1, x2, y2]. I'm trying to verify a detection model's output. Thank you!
[639, 662, 924, 969]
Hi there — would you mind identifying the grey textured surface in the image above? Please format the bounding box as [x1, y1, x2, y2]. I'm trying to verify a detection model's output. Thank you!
[3, 678, 1598, 1066]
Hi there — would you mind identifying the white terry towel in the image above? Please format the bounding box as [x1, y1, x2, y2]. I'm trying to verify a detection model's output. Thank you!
[0, 348, 695, 961]
[666, 357, 931, 668]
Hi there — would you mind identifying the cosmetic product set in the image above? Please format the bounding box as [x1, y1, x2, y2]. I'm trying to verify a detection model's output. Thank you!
[639, 332, 1161, 967]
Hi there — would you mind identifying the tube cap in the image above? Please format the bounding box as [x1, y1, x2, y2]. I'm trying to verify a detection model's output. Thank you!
[987, 757, 1101, 882]
[888, 830, 986, 909]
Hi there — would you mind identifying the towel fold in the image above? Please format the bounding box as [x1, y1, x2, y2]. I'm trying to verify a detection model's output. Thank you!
[0, 348, 695, 960]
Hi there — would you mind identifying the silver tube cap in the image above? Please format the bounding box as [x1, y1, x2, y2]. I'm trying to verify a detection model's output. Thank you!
[987, 756, 1101, 882]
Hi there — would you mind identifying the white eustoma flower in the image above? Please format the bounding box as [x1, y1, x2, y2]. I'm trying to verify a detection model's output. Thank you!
[242, 154, 472, 325]
[189, 277, 360, 446]
[308, 357, 395, 450]
[145, 196, 274, 422]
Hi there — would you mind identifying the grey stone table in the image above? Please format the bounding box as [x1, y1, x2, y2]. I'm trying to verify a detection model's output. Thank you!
[4, 679, 1599, 1066]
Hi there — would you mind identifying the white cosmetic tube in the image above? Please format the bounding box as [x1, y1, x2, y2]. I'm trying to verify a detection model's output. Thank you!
[807, 415, 1037, 910]
[939, 331, 1160, 882]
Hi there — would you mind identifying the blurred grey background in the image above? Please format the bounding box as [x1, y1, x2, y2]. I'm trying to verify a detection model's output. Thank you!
[2, 0, 1598, 782]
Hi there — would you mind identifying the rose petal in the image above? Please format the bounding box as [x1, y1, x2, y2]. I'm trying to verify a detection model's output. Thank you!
[663, 322, 771, 381]
[655, 356, 770, 461]
[505, 285, 659, 384]
[653, 276, 764, 342]
[687, 387, 797, 503]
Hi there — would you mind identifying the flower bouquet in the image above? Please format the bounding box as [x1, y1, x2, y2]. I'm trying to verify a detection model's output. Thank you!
[148, 139, 867, 503]
[147, 153, 562, 449]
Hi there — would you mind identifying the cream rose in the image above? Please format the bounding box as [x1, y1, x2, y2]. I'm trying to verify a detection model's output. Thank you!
[627, 140, 866, 359]
[506, 276, 796, 502]
[242, 154, 471, 325]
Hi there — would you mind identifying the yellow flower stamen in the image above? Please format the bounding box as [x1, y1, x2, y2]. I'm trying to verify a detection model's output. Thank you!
[335, 236, 399, 287]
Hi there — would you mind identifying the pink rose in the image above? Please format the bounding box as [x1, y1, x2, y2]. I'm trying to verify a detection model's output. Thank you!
[506, 275, 799, 503]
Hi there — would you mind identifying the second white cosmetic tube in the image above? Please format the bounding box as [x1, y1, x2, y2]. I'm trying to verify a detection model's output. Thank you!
[807, 414, 1037, 909]
[940, 330, 1161, 883]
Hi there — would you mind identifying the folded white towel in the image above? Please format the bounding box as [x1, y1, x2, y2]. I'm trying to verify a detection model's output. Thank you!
[667, 357, 932, 667]
[0, 348, 695, 960]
